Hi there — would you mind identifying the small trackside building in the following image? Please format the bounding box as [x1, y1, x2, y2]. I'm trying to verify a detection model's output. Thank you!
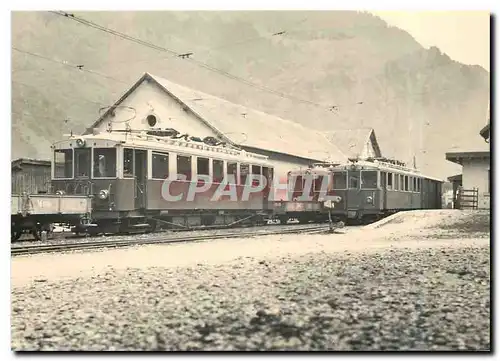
[445, 112, 491, 210]
[11, 158, 52, 194]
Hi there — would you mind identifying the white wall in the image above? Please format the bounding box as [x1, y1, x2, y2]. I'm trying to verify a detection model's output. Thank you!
[96, 80, 215, 138]
[462, 157, 490, 209]
[360, 140, 376, 159]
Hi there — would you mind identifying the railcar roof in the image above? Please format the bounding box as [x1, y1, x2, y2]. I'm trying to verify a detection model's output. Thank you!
[54, 132, 274, 167]
[331, 161, 444, 182]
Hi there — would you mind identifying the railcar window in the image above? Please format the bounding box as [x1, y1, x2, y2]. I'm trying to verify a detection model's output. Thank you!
[93, 148, 117, 178]
[213, 160, 224, 183]
[412, 177, 417, 192]
[313, 176, 324, 191]
[251, 165, 261, 175]
[332, 172, 347, 189]
[361, 171, 378, 189]
[387, 173, 393, 190]
[394, 173, 399, 190]
[152, 152, 169, 179]
[197, 157, 209, 177]
[404, 176, 409, 191]
[227, 162, 237, 184]
[380, 171, 386, 188]
[293, 176, 304, 192]
[75, 148, 91, 178]
[348, 172, 360, 189]
[262, 167, 271, 187]
[399, 174, 404, 191]
[123, 148, 134, 178]
[416, 178, 421, 192]
[240, 164, 249, 185]
[54, 149, 73, 178]
[177, 155, 192, 181]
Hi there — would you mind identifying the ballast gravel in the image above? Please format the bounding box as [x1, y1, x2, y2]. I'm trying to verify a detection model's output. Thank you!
[11, 245, 490, 351]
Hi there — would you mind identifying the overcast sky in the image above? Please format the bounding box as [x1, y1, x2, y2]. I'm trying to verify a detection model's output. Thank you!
[371, 11, 490, 71]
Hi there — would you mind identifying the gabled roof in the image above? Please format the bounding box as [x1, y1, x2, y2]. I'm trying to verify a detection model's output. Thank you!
[85, 72, 346, 162]
[322, 128, 382, 158]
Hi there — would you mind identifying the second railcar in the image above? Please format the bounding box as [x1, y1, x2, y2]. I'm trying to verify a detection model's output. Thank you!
[328, 158, 443, 223]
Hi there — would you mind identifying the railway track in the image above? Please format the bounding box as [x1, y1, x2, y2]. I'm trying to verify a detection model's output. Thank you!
[11, 224, 335, 256]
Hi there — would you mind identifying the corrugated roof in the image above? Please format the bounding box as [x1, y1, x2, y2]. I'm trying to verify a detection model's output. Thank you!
[86, 73, 347, 162]
[323, 128, 381, 158]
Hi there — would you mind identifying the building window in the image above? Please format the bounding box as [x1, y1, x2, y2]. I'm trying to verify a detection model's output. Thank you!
[197, 157, 210, 177]
[147, 114, 157, 127]
[75, 148, 91, 178]
[93, 148, 117, 178]
[213, 160, 224, 183]
[177, 155, 192, 181]
[152, 152, 169, 179]
[54, 149, 73, 178]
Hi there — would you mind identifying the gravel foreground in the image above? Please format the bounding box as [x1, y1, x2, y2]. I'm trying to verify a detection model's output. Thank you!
[11, 245, 490, 351]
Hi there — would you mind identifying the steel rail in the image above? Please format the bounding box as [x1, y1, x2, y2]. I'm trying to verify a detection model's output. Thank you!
[11, 225, 331, 256]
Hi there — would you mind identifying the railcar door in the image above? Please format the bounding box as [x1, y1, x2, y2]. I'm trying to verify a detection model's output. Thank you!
[134, 149, 148, 209]
[380, 171, 387, 209]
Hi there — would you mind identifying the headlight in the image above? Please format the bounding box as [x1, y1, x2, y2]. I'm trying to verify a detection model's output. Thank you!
[98, 189, 109, 200]
[75, 138, 86, 147]
[366, 196, 373, 204]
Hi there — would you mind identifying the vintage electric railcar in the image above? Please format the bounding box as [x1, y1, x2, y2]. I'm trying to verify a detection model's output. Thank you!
[50, 130, 276, 234]
[273, 163, 341, 224]
[281, 158, 444, 224]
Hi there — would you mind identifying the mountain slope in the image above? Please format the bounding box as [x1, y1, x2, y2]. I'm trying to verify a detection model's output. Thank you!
[11, 11, 490, 179]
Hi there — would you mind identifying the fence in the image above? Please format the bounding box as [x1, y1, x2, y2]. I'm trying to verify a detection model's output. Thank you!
[456, 188, 479, 210]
